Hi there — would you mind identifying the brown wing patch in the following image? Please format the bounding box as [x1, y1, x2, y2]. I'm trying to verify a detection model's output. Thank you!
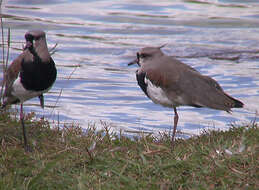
[145, 69, 170, 87]
[6, 60, 21, 79]
[5, 56, 22, 82]
[3, 54, 23, 97]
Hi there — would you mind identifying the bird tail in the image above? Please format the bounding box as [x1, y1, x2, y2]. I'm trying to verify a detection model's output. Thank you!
[233, 98, 244, 108]
[226, 94, 259, 119]
[225, 94, 258, 117]
[224, 93, 244, 108]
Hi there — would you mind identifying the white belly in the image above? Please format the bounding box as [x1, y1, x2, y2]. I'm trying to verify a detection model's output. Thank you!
[146, 79, 174, 107]
[11, 77, 50, 103]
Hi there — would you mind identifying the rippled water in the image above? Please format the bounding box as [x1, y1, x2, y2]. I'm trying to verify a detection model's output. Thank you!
[1, 0, 259, 137]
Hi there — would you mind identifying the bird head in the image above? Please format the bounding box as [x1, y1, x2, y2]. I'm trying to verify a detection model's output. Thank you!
[24, 30, 46, 52]
[128, 44, 166, 67]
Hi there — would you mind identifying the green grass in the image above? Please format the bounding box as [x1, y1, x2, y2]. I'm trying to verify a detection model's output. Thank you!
[0, 111, 258, 190]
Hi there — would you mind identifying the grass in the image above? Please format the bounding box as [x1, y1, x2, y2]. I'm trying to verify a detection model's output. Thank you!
[0, 111, 258, 190]
[1, 4, 258, 190]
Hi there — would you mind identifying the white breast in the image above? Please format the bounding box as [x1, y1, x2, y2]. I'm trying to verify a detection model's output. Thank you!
[11, 77, 50, 103]
[146, 78, 174, 108]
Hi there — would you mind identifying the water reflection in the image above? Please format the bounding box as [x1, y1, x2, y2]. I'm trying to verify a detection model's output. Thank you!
[1, 0, 259, 137]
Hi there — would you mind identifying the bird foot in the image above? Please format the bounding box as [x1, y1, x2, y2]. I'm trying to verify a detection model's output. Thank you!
[24, 144, 33, 153]
[170, 141, 175, 150]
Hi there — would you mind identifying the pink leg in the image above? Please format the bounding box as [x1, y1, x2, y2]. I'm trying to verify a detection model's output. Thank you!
[20, 104, 24, 120]
[171, 107, 179, 148]
[20, 104, 29, 151]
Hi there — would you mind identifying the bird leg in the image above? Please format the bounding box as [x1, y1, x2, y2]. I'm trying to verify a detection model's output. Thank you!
[20, 104, 29, 152]
[38, 94, 44, 109]
[171, 107, 179, 148]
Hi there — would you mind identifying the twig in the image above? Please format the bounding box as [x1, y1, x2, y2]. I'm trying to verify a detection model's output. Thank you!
[49, 43, 58, 55]
[85, 146, 93, 161]
[50, 65, 79, 117]
[0, 14, 5, 102]
[0, 28, 11, 104]
[5, 28, 10, 70]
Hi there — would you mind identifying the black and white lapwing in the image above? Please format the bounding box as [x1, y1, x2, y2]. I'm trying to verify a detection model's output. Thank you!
[1, 30, 57, 151]
[128, 46, 243, 148]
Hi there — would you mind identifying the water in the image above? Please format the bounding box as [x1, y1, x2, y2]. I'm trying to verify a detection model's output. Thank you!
[1, 0, 259, 137]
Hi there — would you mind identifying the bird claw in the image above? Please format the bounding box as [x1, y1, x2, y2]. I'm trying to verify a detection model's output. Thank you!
[24, 144, 33, 153]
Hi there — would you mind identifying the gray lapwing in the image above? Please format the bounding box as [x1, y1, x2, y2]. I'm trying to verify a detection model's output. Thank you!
[1, 30, 57, 151]
[129, 46, 243, 148]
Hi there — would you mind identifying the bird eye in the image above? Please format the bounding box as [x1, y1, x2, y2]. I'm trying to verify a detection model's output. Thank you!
[25, 33, 33, 41]
[140, 53, 148, 58]
[34, 36, 40, 40]
[137, 52, 140, 59]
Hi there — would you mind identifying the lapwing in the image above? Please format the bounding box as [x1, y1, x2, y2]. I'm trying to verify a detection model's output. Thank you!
[128, 46, 243, 148]
[1, 30, 57, 151]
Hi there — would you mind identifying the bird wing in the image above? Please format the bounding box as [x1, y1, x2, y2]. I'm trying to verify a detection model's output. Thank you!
[138, 55, 239, 111]
[2, 53, 24, 98]
[139, 56, 182, 88]
[171, 61, 238, 111]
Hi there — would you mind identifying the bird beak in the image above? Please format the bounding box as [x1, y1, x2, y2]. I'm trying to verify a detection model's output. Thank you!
[24, 41, 33, 50]
[128, 52, 140, 66]
[128, 58, 138, 66]
[159, 44, 166, 49]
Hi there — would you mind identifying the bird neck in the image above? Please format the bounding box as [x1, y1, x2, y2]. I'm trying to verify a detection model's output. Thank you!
[33, 39, 50, 63]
